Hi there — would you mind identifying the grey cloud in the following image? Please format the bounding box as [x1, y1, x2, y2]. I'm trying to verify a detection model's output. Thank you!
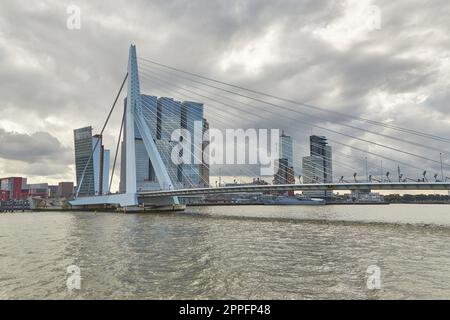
[0, 128, 72, 164]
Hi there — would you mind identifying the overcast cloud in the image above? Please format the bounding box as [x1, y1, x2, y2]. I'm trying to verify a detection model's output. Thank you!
[0, 0, 449, 187]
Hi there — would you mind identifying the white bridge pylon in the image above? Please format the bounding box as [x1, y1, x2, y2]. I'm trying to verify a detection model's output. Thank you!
[70, 45, 178, 207]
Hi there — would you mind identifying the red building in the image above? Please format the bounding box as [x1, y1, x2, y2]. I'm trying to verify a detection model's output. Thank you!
[0, 177, 28, 201]
[0, 189, 8, 202]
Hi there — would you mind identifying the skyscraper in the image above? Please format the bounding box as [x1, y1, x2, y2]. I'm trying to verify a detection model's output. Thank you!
[274, 132, 295, 193]
[200, 118, 210, 187]
[120, 95, 159, 192]
[120, 94, 207, 192]
[74, 127, 95, 196]
[302, 135, 333, 198]
[280, 131, 294, 168]
[74, 127, 110, 196]
[309, 135, 332, 183]
[181, 101, 204, 187]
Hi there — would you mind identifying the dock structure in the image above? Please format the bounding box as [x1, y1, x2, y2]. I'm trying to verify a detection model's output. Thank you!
[0, 200, 31, 213]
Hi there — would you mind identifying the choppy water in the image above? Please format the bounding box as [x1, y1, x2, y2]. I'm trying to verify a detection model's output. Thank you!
[1, 204, 450, 300]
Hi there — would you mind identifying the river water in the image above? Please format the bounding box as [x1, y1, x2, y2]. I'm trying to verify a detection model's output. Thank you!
[1, 204, 449, 300]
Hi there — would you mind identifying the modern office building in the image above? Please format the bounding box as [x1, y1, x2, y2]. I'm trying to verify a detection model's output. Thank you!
[310, 135, 333, 183]
[280, 131, 294, 168]
[302, 156, 325, 183]
[274, 158, 295, 185]
[181, 101, 204, 187]
[274, 132, 295, 189]
[158, 97, 182, 140]
[74, 126, 110, 197]
[302, 135, 333, 198]
[120, 94, 207, 192]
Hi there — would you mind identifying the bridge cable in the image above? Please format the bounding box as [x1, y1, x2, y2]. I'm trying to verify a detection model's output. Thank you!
[138, 70, 446, 169]
[108, 101, 126, 194]
[138, 63, 447, 155]
[76, 72, 128, 197]
[138, 57, 450, 144]
[139, 73, 423, 178]
[139, 77, 380, 183]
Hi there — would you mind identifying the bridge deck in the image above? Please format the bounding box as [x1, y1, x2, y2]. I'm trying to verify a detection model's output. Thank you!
[137, 182, 450, 198]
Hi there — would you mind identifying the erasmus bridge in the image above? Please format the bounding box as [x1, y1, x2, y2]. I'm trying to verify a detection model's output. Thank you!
[70, 45, 450, 208]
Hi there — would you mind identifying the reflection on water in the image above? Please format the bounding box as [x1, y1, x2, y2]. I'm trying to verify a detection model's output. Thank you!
[0, 204, 450, 299]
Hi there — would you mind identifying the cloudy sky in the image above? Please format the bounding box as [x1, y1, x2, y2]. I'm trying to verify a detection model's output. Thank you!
[0, 0, 449, 188]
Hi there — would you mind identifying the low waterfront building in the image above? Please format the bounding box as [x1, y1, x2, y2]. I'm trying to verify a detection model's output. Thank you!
[27, 183, 49, 199]
[58, 182, 74, 199]
[0, 177, 28, 201]
[48, 185, 58, 198]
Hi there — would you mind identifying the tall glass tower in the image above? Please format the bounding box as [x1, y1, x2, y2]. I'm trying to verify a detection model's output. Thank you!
[120, 95, 206, 191]
[74, 126, 110, 196]
[309, 135, 332, 183]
